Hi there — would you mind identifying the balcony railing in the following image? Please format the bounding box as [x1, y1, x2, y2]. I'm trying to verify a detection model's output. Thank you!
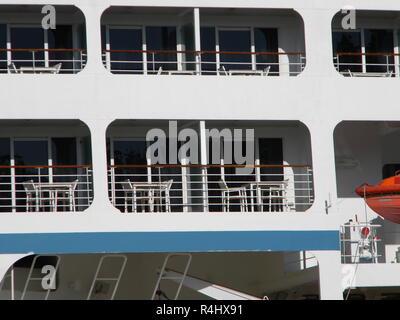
[334, 52, 397, 77]
[108, 164, 314, 213]
[340, 223, 381, 264]
[0, 165, 93, 212]
[103, 50, 306, 76]
[0, 49, 87, 74]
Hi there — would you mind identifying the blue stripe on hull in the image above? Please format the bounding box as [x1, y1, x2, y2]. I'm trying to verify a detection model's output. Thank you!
[0, 230, 340, 254]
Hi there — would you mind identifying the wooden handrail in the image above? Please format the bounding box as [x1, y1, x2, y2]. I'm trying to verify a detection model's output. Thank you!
[104, 49, 305, 56]
[108, 164, 311, 168]
[0, 48, 86, 52]
[336, 52, 399, 56]
[0, 165, 92, 169]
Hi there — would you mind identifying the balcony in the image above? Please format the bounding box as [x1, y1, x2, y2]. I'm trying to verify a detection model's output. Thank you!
[335, 121, 400, 264]
[101, 7, 306, 76]
[332, 10, 400, 77]
[0, 120, 93, 213]
[0, 5, 87, 74]
[106, 120, 314, 213]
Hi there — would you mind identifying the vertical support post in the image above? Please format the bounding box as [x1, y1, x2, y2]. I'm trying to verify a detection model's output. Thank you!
[105, 25, 111, 71]
[44, 29, 49, 68]
[394, 30, 399, 77]
[142, 27, 148, 75]
[6, 24, 11, 68]
[250, 27, 256, 70]
[312, 251, 344, 300]
[199, 121, 209, 212]
[10, 267, 14, 300]
[361, 28, 366, 73]
[176, 26, 183, 71]
[194, 8, 201, 75]
[181, 158, 189, 213]
[10, 138, 15, 213]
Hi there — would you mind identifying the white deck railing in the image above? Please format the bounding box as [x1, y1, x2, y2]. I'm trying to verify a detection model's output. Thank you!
[0, 49, 87, 74]
[103, 50, 306, 76]
[334, 52, 397, 77]
[340, 223, 382, 264]
[0, 165, 93, 212]
[108, 164, 314, 213]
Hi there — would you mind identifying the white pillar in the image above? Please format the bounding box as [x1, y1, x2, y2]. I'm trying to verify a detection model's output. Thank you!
[296, 8, 338, 77]
[199, 121, 209, 211]
[82, 119, 117, 214]
[77, 4, 109, 75]
[194, 8, 201, 74]
[313, 250, 343, 300]
[306, 120, 338, 214]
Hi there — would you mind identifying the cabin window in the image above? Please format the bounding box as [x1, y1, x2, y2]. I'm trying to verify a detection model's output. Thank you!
[364, 29, 394, 73]
[332, 30, 362, 73]
[146, 26, 177, 71]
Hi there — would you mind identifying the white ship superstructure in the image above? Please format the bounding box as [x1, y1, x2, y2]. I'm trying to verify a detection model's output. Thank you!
[0, 0, 399, 300]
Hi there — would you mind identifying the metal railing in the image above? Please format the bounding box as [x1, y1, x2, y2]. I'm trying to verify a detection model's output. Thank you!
[340, 223, 381, 264]
[334, 52, 398, 77]
[102, 49, 306, 76]
[107, 164, 314, 213]
[0, 48, 87, 74]
[0, 165, 93, 212]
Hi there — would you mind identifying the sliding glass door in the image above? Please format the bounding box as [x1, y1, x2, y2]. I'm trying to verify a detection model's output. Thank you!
[107, 27, 143, 74]
[9, 25, 76, 72]
[9, 26, 45, 68]
[11, 138, 78, 212]
[218, 28, 252, 71]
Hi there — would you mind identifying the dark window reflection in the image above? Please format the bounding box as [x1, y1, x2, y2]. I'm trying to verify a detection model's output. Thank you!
[254, 28, 279, 75]
[332, 31, 362, 73]
[364, 29, 394, 73]
[48, 25, 73, 73]
[14, 140, 48, 212]
[0, 25, 7, 73]
[146, 26, 177, 72]
[258, 138, 283, 181]
[52, 138, 77, 182]
[11, 28, 45, 68]
[109, 28, 143, 74]
[219, 29, 251, 71]
[200, 27, 216, 74]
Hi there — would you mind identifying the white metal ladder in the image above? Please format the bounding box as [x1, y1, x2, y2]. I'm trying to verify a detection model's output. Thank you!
[21, 255, 60, 300]
[0, 269, 14, 300]
[151, 253, 192, 300]
[87, 254, 127, 300]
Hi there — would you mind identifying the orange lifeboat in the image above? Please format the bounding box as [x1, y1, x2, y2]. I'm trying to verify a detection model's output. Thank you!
[355, 175, 400, 224]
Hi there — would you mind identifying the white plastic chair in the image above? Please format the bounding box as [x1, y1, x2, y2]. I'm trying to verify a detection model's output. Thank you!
[218, 180, 248, 212]
[153, 179, 174, 212]
[121, 179, 152, 213]
[22, 180, 38, 212]
[51, 63, 62, 74]
[8, 63, 19, 74]
[218, 66, 228, 76]
[263, 66, 271, 76]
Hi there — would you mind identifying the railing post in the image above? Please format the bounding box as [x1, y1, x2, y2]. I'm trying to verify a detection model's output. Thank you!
[31, 51, 35, 70]
[386, 55, 389, 73]
[199, 121, 209, 212]
[110, 166, 115, 206]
